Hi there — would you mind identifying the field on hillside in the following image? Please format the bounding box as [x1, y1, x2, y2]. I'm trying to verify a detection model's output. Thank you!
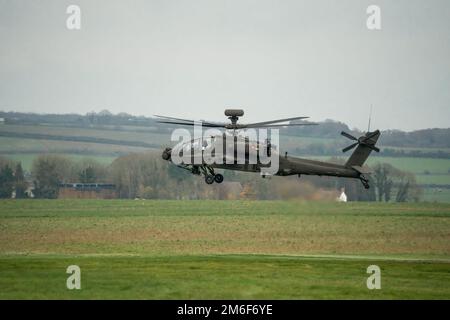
[0, 136, 150, 160]
[0, 200, 449, 299]
[0, 123, 169, 145]
[2, 153, 117, 171]
[0, 123, 334, 149]
[311, 156, 450, 182]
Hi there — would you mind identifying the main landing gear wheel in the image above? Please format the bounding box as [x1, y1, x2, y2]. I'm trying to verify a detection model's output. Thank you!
[214, 174, 224, 184]
[205, 175, 215, 184]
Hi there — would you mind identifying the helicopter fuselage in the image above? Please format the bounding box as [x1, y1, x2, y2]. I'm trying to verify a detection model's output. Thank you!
[162, 133, 363, 183]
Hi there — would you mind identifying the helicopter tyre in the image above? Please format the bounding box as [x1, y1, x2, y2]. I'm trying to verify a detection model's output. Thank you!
[205, 175, 215, 184]
[360, 175, 370, 189]
[214, 174, 224, 184]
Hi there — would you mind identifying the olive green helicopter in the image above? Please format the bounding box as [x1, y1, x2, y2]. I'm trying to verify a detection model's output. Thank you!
[156, 109, 380, 188]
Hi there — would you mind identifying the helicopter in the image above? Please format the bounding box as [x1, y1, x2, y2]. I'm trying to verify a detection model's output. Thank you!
[156, 109, 380, 189]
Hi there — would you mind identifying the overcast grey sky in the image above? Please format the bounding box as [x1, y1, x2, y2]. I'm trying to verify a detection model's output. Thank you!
[0, 0, 449, 131]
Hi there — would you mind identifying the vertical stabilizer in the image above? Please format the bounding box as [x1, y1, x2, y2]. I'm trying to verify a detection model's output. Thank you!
[343, 130, 381, 167]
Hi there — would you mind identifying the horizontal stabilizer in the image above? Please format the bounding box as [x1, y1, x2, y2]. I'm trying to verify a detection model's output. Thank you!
[351, 165, 372, 174]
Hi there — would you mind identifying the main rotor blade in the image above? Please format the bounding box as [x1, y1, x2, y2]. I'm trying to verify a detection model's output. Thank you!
[243, 123, 318, 128]
[341, 131, 358, 141]
[154, 115, 225, 127]
[245, 116, 310, 128]
[342, 142, 358, 153]
[154, 115, 196, 122]
[156, 120, 224, 128]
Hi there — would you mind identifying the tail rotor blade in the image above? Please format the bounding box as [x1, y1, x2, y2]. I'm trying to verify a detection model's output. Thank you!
[369, 145, 380, 152]
[341, 131, 358, 141]
[342, 142, 358, 153]
[341, 129, 380, 153]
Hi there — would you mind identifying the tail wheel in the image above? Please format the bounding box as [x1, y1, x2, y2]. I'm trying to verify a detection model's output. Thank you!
[214, 174, 224, 184]
[205, 175, 215, 184]
[360, 175, 370, 189]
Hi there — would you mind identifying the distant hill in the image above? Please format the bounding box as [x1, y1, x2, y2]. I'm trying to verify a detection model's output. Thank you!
[1, 110, 449, 149]
[0, 110, 157, 127]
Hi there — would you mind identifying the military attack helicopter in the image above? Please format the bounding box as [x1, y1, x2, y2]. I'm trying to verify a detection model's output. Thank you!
[156, 109, 380, 188]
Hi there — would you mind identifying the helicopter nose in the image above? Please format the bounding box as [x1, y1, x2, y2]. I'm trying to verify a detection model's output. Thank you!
[162, 147, 172, 161]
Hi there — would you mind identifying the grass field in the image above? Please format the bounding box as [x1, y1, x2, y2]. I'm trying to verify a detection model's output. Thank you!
[0, 200, 449, 299]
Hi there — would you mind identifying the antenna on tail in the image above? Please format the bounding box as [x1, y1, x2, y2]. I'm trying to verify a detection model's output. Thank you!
[367, 104, 373, 132]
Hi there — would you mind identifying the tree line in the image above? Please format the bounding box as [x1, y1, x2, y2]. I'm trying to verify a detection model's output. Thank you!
[0, 153, 420, 202]
[0, 158, 27, 198]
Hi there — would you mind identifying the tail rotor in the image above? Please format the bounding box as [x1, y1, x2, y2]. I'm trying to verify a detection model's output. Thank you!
[341, 131, 380, 153]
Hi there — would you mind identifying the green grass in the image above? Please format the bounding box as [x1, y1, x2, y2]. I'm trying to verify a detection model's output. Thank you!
[1, 200, 449, 257]
[0, 200, 449, 299]
[1, 255, 449, 299]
